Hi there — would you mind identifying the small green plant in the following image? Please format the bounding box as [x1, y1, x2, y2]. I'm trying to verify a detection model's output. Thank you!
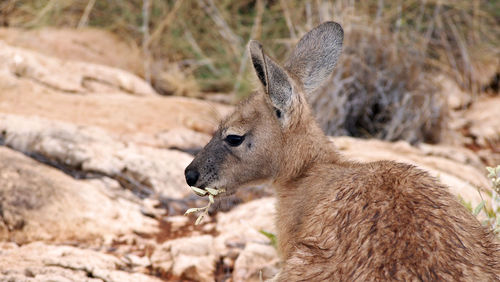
[486, 165, 500, 235]
[259, 230, 277, 249]
[469, 165, 500, 236]
[487, 166, 500, 193]
[458, 195, 473, 213]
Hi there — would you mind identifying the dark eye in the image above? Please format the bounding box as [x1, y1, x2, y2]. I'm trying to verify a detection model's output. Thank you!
[225, 135, 245, 147]
[274, 107, 282, 118]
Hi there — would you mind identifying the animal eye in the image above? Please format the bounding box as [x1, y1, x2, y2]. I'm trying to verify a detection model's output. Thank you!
[275, 108, 282, 118]
[225, 135, 245, 147]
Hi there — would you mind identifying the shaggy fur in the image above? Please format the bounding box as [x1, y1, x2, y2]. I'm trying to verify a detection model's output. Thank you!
[185, 22, 500, 281]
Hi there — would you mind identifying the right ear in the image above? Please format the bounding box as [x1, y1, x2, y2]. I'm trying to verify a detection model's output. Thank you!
[249, 40, 295, 123]
[284, 21, 343, 94]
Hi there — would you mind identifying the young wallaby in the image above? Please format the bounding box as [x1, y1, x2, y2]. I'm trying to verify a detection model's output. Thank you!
[184, 22, 500, 281]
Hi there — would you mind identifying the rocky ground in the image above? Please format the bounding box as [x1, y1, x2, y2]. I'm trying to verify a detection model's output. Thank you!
[0, 28, 498, 282]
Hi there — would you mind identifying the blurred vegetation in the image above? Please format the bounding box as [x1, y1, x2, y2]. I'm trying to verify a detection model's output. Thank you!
[460, 165, 500, 237]
[1, 0, 498, 143]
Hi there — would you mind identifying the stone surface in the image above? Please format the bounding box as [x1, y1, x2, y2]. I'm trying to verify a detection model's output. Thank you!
[0, 27, 143, 74]
[233, 242, 279, 282]
[148, 199, 278, 281]
[0, 114, 193, 198]
[0, 242, 161, 282]
[0, 39, 232, 149]
[435, 74, 472, 110]
[0, 147, 157, 244]
[464, 97, 500, 147]
[447, 95, 500, 166]
[0, 40, 155, 96]
[151, 235, 217, 282]
[215, 198, 276, 252]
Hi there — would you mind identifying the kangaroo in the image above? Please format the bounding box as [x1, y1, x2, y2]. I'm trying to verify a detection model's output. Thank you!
[184, 22, 500, 281]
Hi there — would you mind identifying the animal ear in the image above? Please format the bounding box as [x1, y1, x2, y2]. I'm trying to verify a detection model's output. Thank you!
[284, 21, 343, 94]
[249, 40, 294, 121]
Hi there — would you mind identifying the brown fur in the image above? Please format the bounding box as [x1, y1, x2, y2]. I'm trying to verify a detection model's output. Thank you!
[184, 22, 500, 281]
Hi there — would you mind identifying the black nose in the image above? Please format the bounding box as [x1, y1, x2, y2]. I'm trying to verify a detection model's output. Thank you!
[185, 169, 200, 187]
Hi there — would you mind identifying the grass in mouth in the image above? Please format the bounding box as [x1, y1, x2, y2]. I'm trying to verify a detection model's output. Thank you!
[185, 186, 225, 225]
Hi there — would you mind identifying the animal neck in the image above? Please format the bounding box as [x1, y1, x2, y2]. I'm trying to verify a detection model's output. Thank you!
[273, 117, 340, 192]
[271, 127, 341, 259]
[270, 118, 344, 259]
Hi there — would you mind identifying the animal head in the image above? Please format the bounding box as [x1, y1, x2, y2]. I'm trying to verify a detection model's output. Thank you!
[185, 21, 343, 195]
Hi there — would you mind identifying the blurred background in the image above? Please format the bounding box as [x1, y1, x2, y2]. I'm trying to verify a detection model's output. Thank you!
[2, 0, 498, 143]
[0, 1, 498, 281]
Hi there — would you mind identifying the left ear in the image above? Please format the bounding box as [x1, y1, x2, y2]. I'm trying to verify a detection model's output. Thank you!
[248, 40, 296, 123]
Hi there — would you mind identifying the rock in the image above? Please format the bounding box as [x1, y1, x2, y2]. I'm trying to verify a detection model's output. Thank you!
[0, 39, 232, 153]
[0, 147, 157, 244]
[0, 81, 230, 149]
[447, 96, 500, 166]
[165, 216, 190, 232]
[417, 143, 486, 171]
[0, 241, 161, 282]
[215, 198, 276, 259]
[0, 40, 156, 96]
[333, 136, 492, 207]
[151, 235, 217, 282]
[0, 114, 193, 198]
[0, 27, 143, 75]
[155, 128, 212, 151]
[0, 39, 232, 138]
[233, 242, 279, 282]
[464, 96, 500, 146]
[435, 74, 472, 110]
[122, 254, 152, 274]
[462, 96, 500, 166]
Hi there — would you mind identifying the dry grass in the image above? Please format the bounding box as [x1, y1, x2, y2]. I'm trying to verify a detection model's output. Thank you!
[1, 0, 498, 143]
[311, 27, 444, 143]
